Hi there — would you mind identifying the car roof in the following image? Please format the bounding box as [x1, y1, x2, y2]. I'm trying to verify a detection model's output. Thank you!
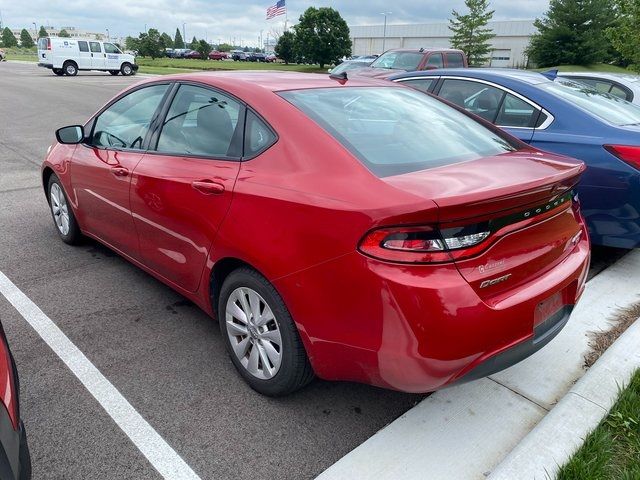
[558, 71, 640, 84]
[138, 71, 395, 92]
[391, 68, 553, 85]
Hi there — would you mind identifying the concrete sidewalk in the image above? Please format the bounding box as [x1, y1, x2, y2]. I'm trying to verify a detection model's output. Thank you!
[317, 250, 640, 480]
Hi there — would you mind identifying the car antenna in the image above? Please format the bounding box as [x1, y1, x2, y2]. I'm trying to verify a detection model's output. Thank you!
[329, 71, 348, 83]
[540, 69, 558, 80]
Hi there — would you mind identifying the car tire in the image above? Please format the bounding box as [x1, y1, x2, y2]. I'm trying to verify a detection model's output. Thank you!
[120, 63, 134, 76]
[63, 61, 78, 76]
[53, 68, 64, 76]
[109, 70, 119, 76]
[218, 267, 314, 396]
[47, 174, 82, 245]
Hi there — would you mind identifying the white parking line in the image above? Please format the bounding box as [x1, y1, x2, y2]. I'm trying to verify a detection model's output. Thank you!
[0, 271, 201, 480]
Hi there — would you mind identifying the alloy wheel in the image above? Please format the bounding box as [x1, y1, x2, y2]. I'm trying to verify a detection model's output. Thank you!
[225, 287, 283, 380]
[50, 183, 70, 235]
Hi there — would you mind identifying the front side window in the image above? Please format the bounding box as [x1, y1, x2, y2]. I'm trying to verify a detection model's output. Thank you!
[78, 41, 89, 53]
[89, 42, 102, 53]
[370, 52, 424, 71]
[280, 87, 516, 177]
[156, 84, 242, 158]
[104, 43, 121, 54]
[446, 53, 464, 68]
[425, 54, 443, 69]
[92, 84, 169, 150]
[547, 79, 640, 126]
[438, 79, 506, 122]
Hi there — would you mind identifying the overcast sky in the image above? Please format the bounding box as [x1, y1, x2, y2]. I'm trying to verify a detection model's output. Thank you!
[1, 0, 547, 46]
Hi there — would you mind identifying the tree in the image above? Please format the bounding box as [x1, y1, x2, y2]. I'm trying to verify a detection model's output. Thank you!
[159, 32, 173, 52]
[174, 28, 185, 49]
[190, 36, 198, 50]
[293, 7, 352, 69]
[38, 26, 48, 38]
[138, 29, 162, 58]
[527, 0, 616, 67]
[607, 0, 640, 71]
[275, 30, 295, 64]
[58, 29, 70, 38]
[125, 36, 140, 52]
[1, 27, 18, 48]
[449, 0, 495, 66]
[196, 39, 211, 60]
[20, 29, 34, 48]
[217, 42, 232, 52]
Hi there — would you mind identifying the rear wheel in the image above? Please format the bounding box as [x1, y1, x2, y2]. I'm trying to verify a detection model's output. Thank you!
[53, 68, 64, 76]
[218, 268, 314, 396]
[109, 70, 119, 76]
[47, 174, 82, 245]
[120, 62, 134, 76]
[63, 61, 78, 76]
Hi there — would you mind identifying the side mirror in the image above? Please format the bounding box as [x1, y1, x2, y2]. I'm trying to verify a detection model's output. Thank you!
[56, 125, 84, 144]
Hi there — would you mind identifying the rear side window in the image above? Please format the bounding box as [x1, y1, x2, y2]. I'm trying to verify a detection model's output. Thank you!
[438, 79, 506, 122]
[400, 78, 437, 93]
[244, 111, 277, 157]
[156, 84, 242, 158]
[446, 53, 464, 68]
[78, 41, 89, 53]
[279, 87, 516, 177]
[495, 94, 538, 127]
[425, 54, 443, 69]
[92, 84, 169, 150]
[609, 85, 630, 100]
[89, 42, 102, 53]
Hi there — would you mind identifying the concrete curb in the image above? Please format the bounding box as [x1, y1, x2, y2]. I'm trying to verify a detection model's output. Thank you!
[317, 250, 640, 480]
[488, 316, 640, 480]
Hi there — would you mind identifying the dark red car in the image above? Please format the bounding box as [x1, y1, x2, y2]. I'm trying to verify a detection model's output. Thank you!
[185, 50, 201, 59]
[42, 72, 590, 396]
[208, 51, 228, 61]
[354, 48, 468, 79]
[0, 322, 31, 479]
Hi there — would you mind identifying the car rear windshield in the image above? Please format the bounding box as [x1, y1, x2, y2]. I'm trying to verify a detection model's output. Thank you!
[279, 87, 517, 177]
[546, 79, 640, 126]
[370, 51, 423, 71]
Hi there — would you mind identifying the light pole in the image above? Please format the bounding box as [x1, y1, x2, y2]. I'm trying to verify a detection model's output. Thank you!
[260, 29, 263, 51]
[182, 23, 186, 46]
[32, 22, 37, 40]
[380, 12, 391, 54]
[105, 28, 109, 42]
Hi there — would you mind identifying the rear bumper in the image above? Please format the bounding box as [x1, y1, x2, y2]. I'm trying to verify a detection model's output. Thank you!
[37, 62, 53, 69]
[275, 228, 590, 393]
[132, 64, 139, 71]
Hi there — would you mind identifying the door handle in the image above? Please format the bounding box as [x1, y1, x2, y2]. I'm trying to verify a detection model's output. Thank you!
[111, 167, 129, 177]
[192, 180, 225, 195]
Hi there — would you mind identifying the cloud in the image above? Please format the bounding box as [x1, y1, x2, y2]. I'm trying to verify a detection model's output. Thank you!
[4, 0, 549, 46]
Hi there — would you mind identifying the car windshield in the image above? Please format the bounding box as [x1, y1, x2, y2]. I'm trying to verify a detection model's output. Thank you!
[279, 87, 517, 177]
[547, 79, 640, 126]
[370, 51, 423, 71]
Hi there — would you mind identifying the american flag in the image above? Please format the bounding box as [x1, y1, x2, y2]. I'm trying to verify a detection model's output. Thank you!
[266, 0, 286, 19]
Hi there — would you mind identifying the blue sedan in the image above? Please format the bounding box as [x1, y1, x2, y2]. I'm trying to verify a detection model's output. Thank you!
[389, 68, 640, 249]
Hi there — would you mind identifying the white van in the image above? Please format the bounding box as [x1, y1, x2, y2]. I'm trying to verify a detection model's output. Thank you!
[37, 37, 138, 76]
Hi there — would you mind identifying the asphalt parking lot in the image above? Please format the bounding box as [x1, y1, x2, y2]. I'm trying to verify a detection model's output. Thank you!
[0, 61, 630, 479]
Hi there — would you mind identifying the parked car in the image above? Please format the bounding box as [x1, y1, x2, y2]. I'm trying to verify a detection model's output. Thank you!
[265, 52, 277, 63]
[37, 36, 138, 76]
[557, 71, 640, 105]
[390, 68, 640, 249]
[231, 50, 247, 61]
[328, 59, 374, 76]
[208, 51, 228, 60]
[353, 48, 467, 79]
[185, 50, 202, 59]
[0, 320, 31, 479]
[171, 49, 190, 58]
[247, 52, 267, 62]
[43, 72, 589, 396]
[164, 48, 175, 58]
[0, 49, 5, 61]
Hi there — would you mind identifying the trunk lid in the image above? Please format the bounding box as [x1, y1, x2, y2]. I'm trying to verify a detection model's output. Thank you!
[384, 150, 586, 301]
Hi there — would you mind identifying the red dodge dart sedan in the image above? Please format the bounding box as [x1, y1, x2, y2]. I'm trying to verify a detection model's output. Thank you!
[42, 72, 590, 396]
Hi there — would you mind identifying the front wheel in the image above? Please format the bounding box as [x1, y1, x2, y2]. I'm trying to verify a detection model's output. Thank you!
[47, 174, 82, 245]
[219, 268, 314, 396]
[120, 63, 134, 76]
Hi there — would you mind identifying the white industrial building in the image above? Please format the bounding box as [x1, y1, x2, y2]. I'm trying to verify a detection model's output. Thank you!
[348, 20, 537, 68]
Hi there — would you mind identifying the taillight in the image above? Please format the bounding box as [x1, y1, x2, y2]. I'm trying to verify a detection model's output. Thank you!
[359, 225, 490, 264]
[604, 144, 640, 170]
[47, 38, 51, 50]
